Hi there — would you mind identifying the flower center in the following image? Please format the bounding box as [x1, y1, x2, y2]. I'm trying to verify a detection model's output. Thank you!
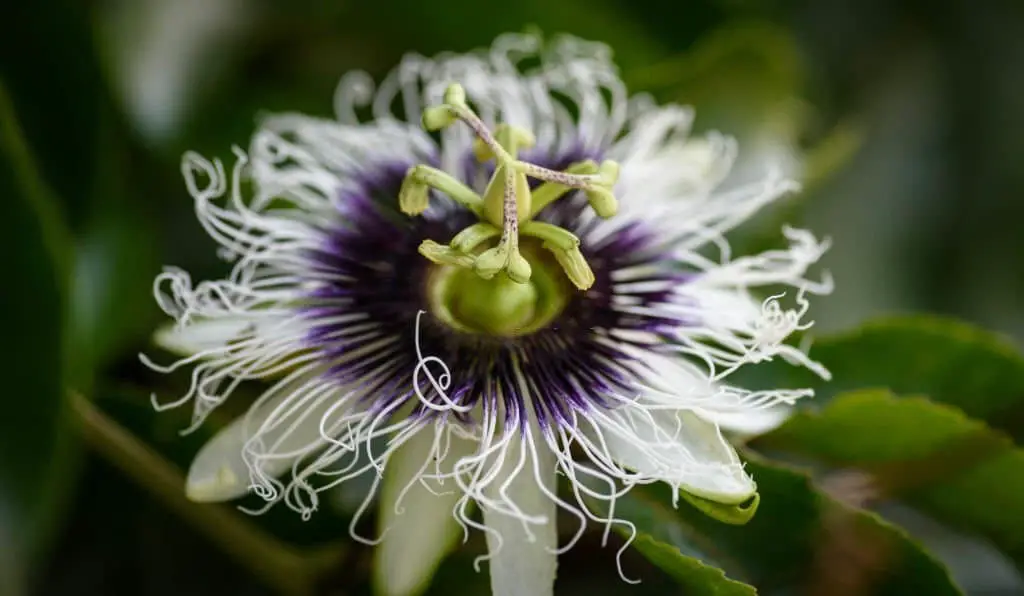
[398, 83, 621, 292]
[427, 243, 570, 337]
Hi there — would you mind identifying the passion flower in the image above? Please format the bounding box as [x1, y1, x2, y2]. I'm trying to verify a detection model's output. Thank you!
[144, 33, 832, 596]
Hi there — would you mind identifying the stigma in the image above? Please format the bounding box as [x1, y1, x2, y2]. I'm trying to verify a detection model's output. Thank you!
[398, 83, 621, 291]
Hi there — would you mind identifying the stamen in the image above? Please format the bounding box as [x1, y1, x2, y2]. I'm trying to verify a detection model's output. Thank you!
[520, 221, 594, 290]
[418, 239, 477, 269]
[449, 222, 501, 254]
[398, 82, 621, 291]
[527, 160, 598, 217]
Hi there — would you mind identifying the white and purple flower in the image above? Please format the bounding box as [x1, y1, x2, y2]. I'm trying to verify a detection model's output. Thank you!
[144, 33, 831, 596]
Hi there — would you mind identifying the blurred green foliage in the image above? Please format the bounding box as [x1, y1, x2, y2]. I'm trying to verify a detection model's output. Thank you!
[3, 0, 1024, 594]
[0, 82, 73, 596]
[741, 317, 1024, 440]
[623, 456, 961, 595]
[765, 390, 1024, 569]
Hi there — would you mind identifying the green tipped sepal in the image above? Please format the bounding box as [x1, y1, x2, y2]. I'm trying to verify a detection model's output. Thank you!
[680, 490, 761, 525]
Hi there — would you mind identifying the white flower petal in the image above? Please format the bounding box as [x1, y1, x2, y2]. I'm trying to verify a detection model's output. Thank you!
[635, 349, 809, 416]
[614, 126, 737, 222]
[187, 423, 250, 502]
[632, 349, 717, 400]
[696, 405, 792, 439]
[683, 287, 762, 332]
[481, 430, 558, 596]
[186, 370, 335, 502]
[598, 407, 755, 504]
[154, 316, 254, 357]
[374, 426, 476, 596]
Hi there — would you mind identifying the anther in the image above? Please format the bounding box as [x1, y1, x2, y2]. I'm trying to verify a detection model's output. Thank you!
[399, 82, 621, 292]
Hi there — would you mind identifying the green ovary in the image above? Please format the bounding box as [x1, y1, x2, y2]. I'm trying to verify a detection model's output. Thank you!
[428, 244, 570, 337]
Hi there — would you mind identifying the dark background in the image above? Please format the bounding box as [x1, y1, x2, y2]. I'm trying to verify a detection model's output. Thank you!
[2, 0, 1023, 594]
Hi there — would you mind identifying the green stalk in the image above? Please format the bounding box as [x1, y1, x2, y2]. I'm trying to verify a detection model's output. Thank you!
[71, 392, 344, 596]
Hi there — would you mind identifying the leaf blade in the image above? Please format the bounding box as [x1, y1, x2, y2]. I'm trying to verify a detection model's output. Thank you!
[0, 80, 76, 578]
[739, 316, 1024, 440]
[625, 455, 962, 595]
[764, 389, 1024, 569]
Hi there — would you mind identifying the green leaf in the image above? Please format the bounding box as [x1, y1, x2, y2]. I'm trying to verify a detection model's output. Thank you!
[611, 488, 756, 593]
[738, 316, 1024, 440]
[0, 82, 76, 579]
[679, 491, 760, 525]
[626, 455, 962, 594]
[763, 389, 1024, 569]
[631, 534, 756, 595]
[3, 0, 163, 390]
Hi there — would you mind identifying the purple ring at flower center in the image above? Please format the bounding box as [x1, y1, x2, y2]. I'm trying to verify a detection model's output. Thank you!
[301, 144, 688, 433]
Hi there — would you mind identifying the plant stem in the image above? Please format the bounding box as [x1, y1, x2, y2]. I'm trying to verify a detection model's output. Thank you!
[70, 392, 344, 596]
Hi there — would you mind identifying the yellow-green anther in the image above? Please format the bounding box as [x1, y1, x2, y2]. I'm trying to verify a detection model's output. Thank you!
[496, 124, 535, 159]
[400, 165, 484, 217]
[547, 244, 595, 291]
[450, 223, 501, 253]
[422, 105, 457, 131]
[586, 187, 618, 218]
[398, 171, 430, 215]
[399, 81, 623, 294]
[520, 222, 593, 289]
[443, 83, 466, 106]
[418, 240, 477, 269]
[585, 161, 620, 217]
[597, 160, 620, 184]
[521, 221, 581, 252]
